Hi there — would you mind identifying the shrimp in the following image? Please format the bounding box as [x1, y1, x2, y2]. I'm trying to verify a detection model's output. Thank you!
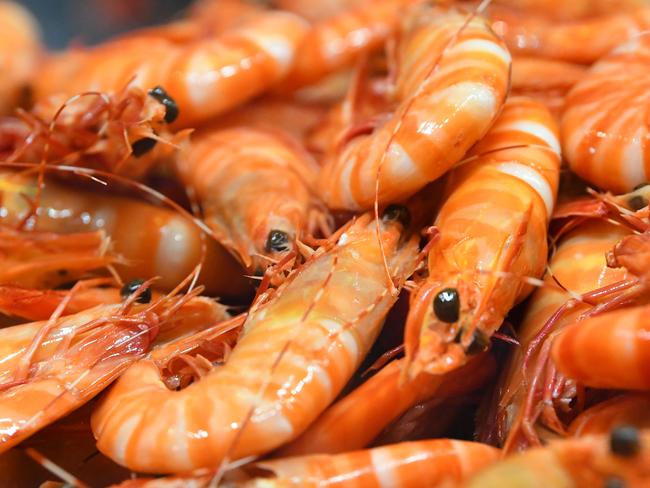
[189, 0, 265, 34]
[403, 97, 561, 378]
[561, 35, 650, 194]
[34, 11, 309, 127]
[176, 127, 325, 273]
[489, 5, 650, 65]
[0, 171, 249, 298]
[464, 428, 650, 487]
[277, 0, 421, 93]
[570, 394, 650, 436]
[91, 208, 419, 473]
[280, 353, 495, 456]
[0, 1, 40, 114]
[117, 439, 500, 487]
[3, 86, 178, 179]
[0, 290, 230, 453]
[319, 6, 511, 210]
[493, 219, 633, 452]
[551, 304, 650, 390]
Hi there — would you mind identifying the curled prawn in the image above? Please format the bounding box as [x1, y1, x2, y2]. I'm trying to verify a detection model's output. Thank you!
[0, 171, 249, 298]
[91, 208, 418, 473]
[319, 5, 511, 210]
[561, 35, 650, 193]
[118, 439, 500, 487]
[34, 11, 309, 127]
[403, 96, 561, 378]
[176, 127, 327, 273]
[0, 287, 229, 453]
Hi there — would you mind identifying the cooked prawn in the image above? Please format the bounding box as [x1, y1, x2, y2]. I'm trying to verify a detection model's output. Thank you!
[116, 439, 500, 487]
[0, 290, 229, 453]
[176, 127, 325, 273]
[561, 34, 650, 193]
[0, 171, 249, 298]
[34, 11, 309, 127]
[319, 5, 511, 210]
[403, 97, 561, 378]
[91, 209, 419, 473]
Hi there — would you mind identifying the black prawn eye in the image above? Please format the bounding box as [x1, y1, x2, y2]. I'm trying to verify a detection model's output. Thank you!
[433, 287, 460, 323]
[148, 85, 179, 124]
[381, 204, 411, 228]
[609, 425, 640, 457]
[265, 229, 291, 253]
[627, 194, 648, 211]
[131, 137, 157, 157]
[120, 279, 152, 304]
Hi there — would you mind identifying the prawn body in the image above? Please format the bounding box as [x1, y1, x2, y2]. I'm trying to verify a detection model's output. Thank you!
[319, 7, 511, 210]
[92, 210, 418, 473]
[404, 97, 560, 377]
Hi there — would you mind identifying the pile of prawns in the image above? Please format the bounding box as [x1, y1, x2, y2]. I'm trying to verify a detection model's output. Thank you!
[1, 0, 650, 486]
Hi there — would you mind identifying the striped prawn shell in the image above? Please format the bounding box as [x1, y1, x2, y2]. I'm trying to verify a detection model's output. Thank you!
[243, 439, 500, 487]
[552, 304, 650, 390]
[403, 97, 560, 377]
[319, 7, 511, 210]
[496, 220, 633, 450]
[35, 11, 308, 127]
[562, 34, 650, 193]
[177, 127, 319, 271]
[91, 214, 419, 473]
[278, 0, 418, 91]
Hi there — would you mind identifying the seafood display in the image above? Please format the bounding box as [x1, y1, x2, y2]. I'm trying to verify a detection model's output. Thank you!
[0, 0, 650, 486]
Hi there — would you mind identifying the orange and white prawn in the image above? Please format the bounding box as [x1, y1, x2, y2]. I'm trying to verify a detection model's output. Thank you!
[465, 428, 650, 487]
[277, 0, 421, 93]
[552, 304, 650, 390]
[118, 439, 500, 487]
[404, 97, 560, 378]
[561, 35, 650, 193]
[2, 86, 179, 179]
[0, 1, 40, 114]
[319, 5, 511, 210]
[91, 209, 418, 473]
[0, 287, 229, 453]
[34, 11, 308, 127]
[492, 218, 633, 452]
[0, 171, 249, 298]
[489, 5, 650, 65]
[491, 0, 650, 21]
[176, 127, 326, 273]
